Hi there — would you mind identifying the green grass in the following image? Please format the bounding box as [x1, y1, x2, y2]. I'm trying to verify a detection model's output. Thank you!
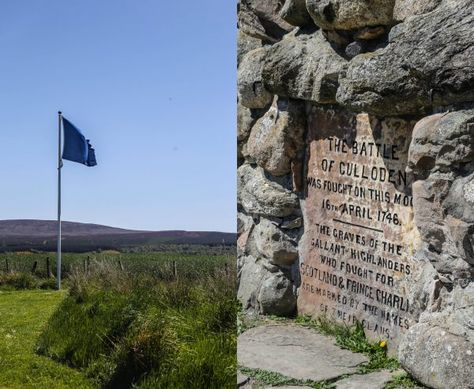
[36, 258, 237, 388]
[1, 251, 230, 284]
[0, 289, 94, 388]
[239, 367, 333, 389]
[384, 372, 425, 389]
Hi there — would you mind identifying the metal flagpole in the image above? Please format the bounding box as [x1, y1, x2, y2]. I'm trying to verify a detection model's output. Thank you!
[57, 111, 63, 290]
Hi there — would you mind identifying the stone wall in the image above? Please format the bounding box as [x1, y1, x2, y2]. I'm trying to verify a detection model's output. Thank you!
[237, 1, 474, 388]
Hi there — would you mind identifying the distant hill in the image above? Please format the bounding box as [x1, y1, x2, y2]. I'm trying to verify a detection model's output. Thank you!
[0, 220, 235, 252]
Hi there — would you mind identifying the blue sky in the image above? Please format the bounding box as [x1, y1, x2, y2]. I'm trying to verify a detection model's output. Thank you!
[0, 1, 236, 232]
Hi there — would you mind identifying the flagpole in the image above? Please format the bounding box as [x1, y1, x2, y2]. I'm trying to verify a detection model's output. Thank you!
[57, 111, 63, 290]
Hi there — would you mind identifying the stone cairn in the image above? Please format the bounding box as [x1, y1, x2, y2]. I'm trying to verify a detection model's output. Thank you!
[237, 1, 474, 388]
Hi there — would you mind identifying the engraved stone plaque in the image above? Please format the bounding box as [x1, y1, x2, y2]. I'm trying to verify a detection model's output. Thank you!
[298, 107, 421, 347]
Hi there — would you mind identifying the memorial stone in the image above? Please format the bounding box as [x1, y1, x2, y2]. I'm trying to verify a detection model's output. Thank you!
[298, 106, 420, 348]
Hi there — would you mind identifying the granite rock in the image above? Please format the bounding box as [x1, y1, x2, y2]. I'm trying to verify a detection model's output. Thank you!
[337, 0, 474, 116]
[399, 322, 474, 389]
[237, 30, 263, 67]
[245, 97, 305, 176]
[305, 0, 395, 30]
[237, 164, 300, 217]
[280, 0, 313, 27]
[238, 48, 274, 109]
[393, 0, 442, 22]
[254, 217, 299, 266]
[262, 29, 347, 103]
[409, 111, 474, 274]
[237, 256, 296, 315]
[239, 0, 293, 42]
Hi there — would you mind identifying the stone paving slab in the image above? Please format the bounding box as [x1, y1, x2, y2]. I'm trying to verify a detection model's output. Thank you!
[238, 371, 250, 387]
[238, 324, 369, 382]
[335, 369, 403, 389]
[266, 386, 313, 389]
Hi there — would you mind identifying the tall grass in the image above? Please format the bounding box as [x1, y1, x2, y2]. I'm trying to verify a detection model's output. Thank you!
[36, 258, 237, 388]
[1, 250, 229, 280]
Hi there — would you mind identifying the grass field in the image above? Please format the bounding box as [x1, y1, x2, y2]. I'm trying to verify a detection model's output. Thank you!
[1, 250, 230, 282]
[0, 290, 94, 388]
[0, 250, 236, 388]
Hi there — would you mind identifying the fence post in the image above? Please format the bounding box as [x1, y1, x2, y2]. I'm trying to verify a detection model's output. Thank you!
[118, 260, 124, 271]
[173, 261, 178, 280]
[31, 261, 38, 274]
[87, 255, 91, 274]
[46, 257, 51, 278]
[5, 258, 9, 273]
[224, 262, 229, 277]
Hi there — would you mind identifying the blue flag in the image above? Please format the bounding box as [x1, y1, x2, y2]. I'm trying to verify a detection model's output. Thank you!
[62, 117, 97, 167]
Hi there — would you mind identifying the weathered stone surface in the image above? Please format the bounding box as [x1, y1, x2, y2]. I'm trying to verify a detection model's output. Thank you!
[305, 0, 395, 30]
[258, 271, 297, 315]
[237, 372, 250, 387]
[393, 0, 442, 22]
[238, 256, 272, 310]
[280, 0, 313, 27]
[298, 106, 421, 348]
[399, 110, 474, 389]
[254, 218, 298, 266]
[238, 48, 273, 109]
[335, 370, 402, 389]
[237, 103, 257, 142]
[238, 256, 296, 315]
[337, 0, 474, 116]
[270, 386, 312, 389]
[262, 29, 347, 103]
[237, 164, 300, 217]
[239, 0, 293, 42]
[238, 325, 368, 381]
[238, 30, 263, 67]
[237, 0, 474, 382]
[344, 41, 363, 58]
[237, 212, 256, 259]
[399, 322, 474, 389]
[408, 110, 474, 178]
[408, 111, 474, 275]
[245, 97, 305, 176]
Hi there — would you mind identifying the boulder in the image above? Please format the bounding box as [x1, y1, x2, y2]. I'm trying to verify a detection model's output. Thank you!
[254, 217, 299, 266]
[237, 30, 262, 67]
[262, 29, 347, 103]
[393, 0, 442, 22]
[280, 0, 313, 27]
[245, 97, 305, 176]
[238, 256, 296, 315]
[409, 111, 474, 275]
[399, 322, 474, 389]
[238, 1, 277, 43]
[237, 212, 256, 259]
[239, 0, 293, 42]
[408, 110, 474, 178]
[258, 271, 296, 315]
[337, 0, 474, 116]
[238, 256, 269, 310]
[237, 103, 257, 142]
[238, 164, 300, 217]
[402, 110, 474, 388]
[305, 0, 395, 30]
[238, 48, 274, 109]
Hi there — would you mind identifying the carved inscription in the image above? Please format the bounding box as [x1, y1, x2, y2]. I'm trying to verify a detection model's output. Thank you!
[298, 110, 420, 346]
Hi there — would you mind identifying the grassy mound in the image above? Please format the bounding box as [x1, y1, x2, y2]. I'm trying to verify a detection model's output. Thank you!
[36, 261, 236, 388]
